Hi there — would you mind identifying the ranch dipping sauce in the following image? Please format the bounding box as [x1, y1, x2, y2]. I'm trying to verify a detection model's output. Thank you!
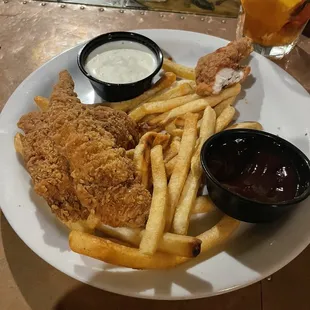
[85, 41, 157, 84]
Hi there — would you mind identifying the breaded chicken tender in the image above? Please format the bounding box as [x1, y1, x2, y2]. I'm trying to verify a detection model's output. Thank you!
[17, 71, 151, 231]
[195, 37, 253, 96]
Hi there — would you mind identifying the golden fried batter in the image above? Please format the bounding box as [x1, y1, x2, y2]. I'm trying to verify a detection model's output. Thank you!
[17, 70, 151, 230]
[195, 37, 253, 95]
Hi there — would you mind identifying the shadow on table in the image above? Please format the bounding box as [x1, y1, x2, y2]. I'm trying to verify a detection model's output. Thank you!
[1, 213, 261, 310]
[53, 278, 258, 310]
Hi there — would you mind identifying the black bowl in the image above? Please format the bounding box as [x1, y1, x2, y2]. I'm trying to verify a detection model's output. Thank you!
[200, 129, 310, 223]
[77, 32, 163, 102]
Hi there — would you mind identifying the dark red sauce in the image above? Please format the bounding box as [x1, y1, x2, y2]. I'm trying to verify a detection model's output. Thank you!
[206, 138, 299, 203]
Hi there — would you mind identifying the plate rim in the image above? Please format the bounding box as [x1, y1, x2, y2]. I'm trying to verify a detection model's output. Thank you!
[1, 28, 310, 300]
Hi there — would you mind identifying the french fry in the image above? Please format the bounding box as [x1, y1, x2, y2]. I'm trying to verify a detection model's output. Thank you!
[148, 136, 168, 194]
[34, 96, 49, 112]
[152, 133, 171, 150]
[172, 107, 216, 234]
[174, 110, 204, 128]
[169, 129, 183, 138]
[164, 136, 181, 163]
[139, 145, 168, 255]
[166, 113, 198, 231]
[160, 98, 208, 126]
[150, 126, 163, 133]
[192, 110, 205, 120]
[192, 196, 216, 214]
[165, 156, 178, 178]
[215, 106, 236, 133]
[109, 72, 176, 112]
[14, 133, 24, 155]
[144, 94, 201, 114]
[61, 218, 98, 234]
[160, 84, 241, 126]
[133, 141, 149, 189]
[174, 117, 185, 128]
[97, 224, 201, 258]
[198, 215, 240, 253]
[148, 81, 195, 102]
[126, 149, 135, 160]
[165, 121, 183, 137]
[133, 133, 153, 188]
[69, 215, 240, 269]
[187, 80, 197, 90]
[163, 58, 195, 80]
[140, 113, 160, 123]
[140, 132, 170, 147]
[173, 172, 199, 233]
[148, 111, 169, 126]
[147, 100, 204, 127]
[129, 93, 201, 122]
[191, 107, 216, 175]
[134, 132, 170, 189]
[214, 96, 237, 117]
[227, 121, 263, 131]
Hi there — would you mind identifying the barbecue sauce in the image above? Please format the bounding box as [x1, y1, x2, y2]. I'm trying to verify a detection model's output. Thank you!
[206, 137, 299, 203]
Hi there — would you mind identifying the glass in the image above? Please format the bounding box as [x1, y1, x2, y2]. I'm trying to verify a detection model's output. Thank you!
[237, 0, 310, 59]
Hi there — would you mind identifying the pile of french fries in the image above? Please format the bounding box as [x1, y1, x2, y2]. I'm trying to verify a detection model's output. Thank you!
[33, 59, 262, 269]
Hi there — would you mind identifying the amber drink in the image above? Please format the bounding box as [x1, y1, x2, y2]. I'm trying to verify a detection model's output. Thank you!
[237, 0, 310, 58]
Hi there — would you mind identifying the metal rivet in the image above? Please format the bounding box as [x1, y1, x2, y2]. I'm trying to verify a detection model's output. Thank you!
[3, 0, 8, 3]
[99, 7, 104, 11]
[80, 6, 85, 10]
[160, 13, 164, 18]
[267, 276, 272, 281]
[140, 11, 144, 15]
[60, 4, 65, 8]
[41, 2, 46, 5]
[119, 9, 124, 13]
[180, 16, 185, 19]
[22, 1, 27, 4]
[200, 17, 205, 21]
[221, 19, 226, 24]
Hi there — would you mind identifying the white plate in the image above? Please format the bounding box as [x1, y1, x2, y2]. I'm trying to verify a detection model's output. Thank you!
[0, 29, 310, 300]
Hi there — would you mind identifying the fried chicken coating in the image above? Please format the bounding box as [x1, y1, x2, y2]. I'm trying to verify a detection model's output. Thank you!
[17, 70, 151, 230]
[91, 106, 139, 150]
[195, 37, 253, 96]
[20, 128, 89, 224]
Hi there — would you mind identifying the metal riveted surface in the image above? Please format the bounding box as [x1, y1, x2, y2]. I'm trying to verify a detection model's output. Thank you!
[0, 0, 309, 111]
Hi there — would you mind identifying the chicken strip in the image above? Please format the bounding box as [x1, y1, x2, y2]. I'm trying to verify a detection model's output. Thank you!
[91, 106, 140, 150]
[195, 37, 253, 96]
[63, 128, 151, 228]
[17, 70, 151, 230]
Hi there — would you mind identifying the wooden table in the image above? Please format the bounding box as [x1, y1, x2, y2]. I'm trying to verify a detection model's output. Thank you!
[0, 1, 310, 309]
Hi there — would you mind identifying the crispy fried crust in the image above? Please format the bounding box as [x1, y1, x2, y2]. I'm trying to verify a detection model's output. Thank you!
[195, 37, 253, 95]
[17, 70, 151, 229]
